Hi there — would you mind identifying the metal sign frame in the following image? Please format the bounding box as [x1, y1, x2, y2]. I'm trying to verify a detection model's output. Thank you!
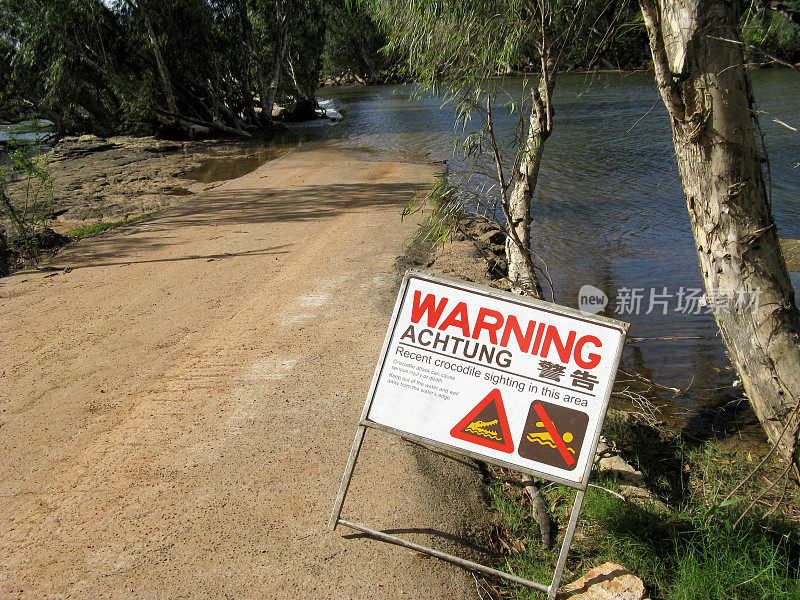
[329, 270, 629, 598]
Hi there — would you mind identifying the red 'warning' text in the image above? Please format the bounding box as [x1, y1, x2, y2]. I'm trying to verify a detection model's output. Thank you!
[410, 290, 603, 369]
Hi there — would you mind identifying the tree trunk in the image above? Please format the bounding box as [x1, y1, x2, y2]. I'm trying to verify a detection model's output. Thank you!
[353, 18, 378, 83]
[641, 0, 800, 473]
[246, 20, 271, 124]
[136, 0, 178, 116]
[505, 55, 554, 300]
[265, 0, 290, 119]
[0, 223, 10, 277]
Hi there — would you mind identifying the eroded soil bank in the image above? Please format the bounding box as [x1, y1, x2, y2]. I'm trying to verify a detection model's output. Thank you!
[6, 134, 306, 235]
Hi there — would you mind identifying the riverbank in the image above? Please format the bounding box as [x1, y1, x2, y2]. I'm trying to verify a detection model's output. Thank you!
[420, 214, 800, 599]
[3, 128, 798, 598]
[4, 134, 305, 236]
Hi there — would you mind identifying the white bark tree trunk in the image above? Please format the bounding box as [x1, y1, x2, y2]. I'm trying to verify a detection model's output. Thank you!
[136, 0, 178, 116]
[265, 0, 289, 119]
[641, 0, 800, 473]
[505, 56, 554, 300]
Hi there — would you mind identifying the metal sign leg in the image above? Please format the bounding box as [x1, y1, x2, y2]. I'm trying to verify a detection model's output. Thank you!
[329, 424, 587, 597]
[328, 424, 367, 531]
[548, 489, 586, 599]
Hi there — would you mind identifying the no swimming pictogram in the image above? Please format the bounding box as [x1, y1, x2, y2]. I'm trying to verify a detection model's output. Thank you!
[450, 389, 514, 453]
[517, 401, 589, 471]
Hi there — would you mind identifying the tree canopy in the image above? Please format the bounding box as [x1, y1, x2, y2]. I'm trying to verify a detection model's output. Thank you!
[1, 0, 798, 138]
[0, 0, 328, 137]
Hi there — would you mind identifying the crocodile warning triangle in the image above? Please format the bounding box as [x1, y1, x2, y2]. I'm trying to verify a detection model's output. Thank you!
[450, 388, 514, 453]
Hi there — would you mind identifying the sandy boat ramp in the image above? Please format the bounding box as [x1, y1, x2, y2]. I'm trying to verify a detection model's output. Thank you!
[0, 146, 489, 599]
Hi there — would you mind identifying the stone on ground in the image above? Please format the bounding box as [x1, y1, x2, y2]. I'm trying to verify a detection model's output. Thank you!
[557, 562, 648, 600]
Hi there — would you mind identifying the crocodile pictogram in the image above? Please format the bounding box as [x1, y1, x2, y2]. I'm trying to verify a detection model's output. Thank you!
[450, 389, 514, 453]
[464, 419, 502, 441]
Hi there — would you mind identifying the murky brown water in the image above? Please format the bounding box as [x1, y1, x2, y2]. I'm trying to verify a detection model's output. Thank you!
[182, 134, 310, 183]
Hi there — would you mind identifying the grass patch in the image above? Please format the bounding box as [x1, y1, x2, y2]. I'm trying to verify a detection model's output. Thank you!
[67, 213, 152, 239]
[583, 483, 800, 599]
[486, 417, 800, 599]
[486, 476, 580, 599]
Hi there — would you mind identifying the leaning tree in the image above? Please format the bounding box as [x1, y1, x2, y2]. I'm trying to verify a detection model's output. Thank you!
[372, 0, 619, 546]
[374, 0, 600, 299]
[640, 0, 800, 479]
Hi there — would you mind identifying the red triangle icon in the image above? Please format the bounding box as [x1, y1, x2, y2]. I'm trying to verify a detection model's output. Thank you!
[450, 389, 514, 453]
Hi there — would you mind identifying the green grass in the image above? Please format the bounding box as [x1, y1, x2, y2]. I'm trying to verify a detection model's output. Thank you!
[487, 479, 579, 599]
[66, 213, 152, 239]
[487, 420, 800, 600]
[583, 486, 800, 599]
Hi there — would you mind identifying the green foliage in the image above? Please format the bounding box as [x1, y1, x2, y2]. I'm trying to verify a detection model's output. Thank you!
[0, 141, 54, 259]
[2, 0, 795, 138]
[66, 213, 153, 240]
[285, 0, 327, 99]
[321, 0, 387, 79]
[373, 0, 652, 88]
[741, 1, 800, 64]
[1, 0, 138, 134]
[374, 0, 533, 96]
[372, 0, 542, 255]
[401, 175, 464, 249]
[486, 477, 578, 599]
[0, 0, 328, 136]
[584, 487, 800, 599]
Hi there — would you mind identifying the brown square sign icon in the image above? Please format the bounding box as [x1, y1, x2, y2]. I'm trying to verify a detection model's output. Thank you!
[517, 401, 589, 471]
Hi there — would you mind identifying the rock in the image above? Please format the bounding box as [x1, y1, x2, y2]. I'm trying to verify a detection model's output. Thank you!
[598, 454, 644, 484]
[619, 485, 651, 500]
[594, 436, 644, 484]
[595, 437, 611, 457]
[557, 562, 647, 600]
[284, 98, 319, 122]
[620, 485, 671, 513]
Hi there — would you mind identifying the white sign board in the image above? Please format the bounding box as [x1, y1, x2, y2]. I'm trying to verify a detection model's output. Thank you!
[362, 271, 629, 488]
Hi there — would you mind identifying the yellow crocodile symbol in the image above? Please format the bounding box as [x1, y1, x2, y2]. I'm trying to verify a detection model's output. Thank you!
[464, 419, 502, 441]
[526, 421, 576, 454]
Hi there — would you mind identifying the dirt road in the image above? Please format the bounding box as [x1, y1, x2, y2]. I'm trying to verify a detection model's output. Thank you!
[0, 146, 488, 599]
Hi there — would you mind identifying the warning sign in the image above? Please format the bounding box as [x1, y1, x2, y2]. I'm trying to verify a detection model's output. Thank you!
[517, 401, 588, 471]
[450, 389, 514, 453]
[361, 271, 628, 488]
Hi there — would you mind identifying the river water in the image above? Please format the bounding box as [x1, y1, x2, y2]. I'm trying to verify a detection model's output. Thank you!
[314, 70, 800, 427]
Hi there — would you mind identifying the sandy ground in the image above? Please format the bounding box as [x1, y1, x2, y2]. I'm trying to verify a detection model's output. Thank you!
[0, 145, 491, 599]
